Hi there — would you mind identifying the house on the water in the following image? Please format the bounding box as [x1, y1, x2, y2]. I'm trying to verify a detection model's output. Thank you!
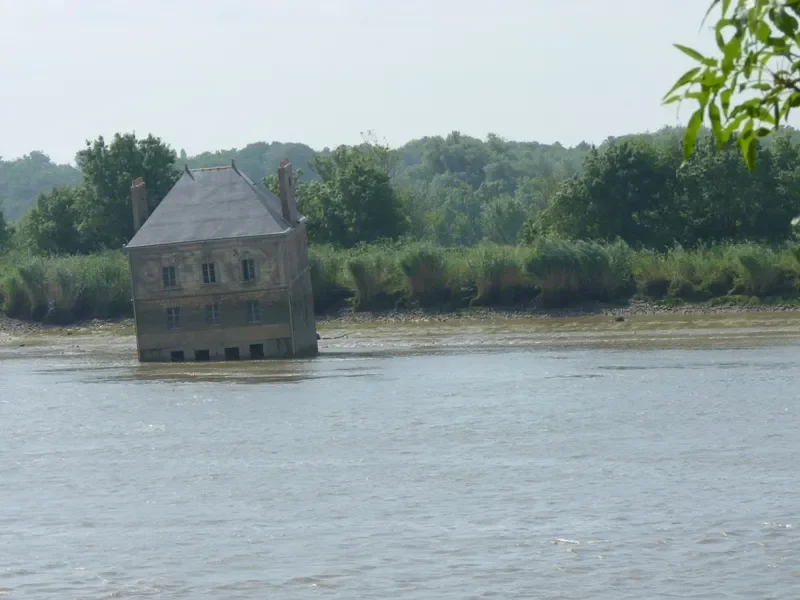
[124, 160, 318, 362]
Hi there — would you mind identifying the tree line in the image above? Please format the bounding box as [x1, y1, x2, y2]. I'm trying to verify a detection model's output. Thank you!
[1, 126, 800, 256]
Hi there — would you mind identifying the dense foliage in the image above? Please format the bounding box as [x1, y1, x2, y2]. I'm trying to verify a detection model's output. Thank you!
[523, 128, 800, 249]
[668, 0, 800, 168]
[14, 134, 180, 254]
[0, 130, 589, 252]
[0, 152, 81, 221]
[264, 144, 410, 248]
[3, 125, 800, 259]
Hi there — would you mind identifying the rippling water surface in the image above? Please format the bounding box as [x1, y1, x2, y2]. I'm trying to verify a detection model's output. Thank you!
[2, 318, 800, 599]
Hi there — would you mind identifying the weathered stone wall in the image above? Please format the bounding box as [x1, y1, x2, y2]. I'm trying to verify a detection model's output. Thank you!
[127, 227, 317, 361]
[287, 224, 318, 357]
[129, 237, 286, 302]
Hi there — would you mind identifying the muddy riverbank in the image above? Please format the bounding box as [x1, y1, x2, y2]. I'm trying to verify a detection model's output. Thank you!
[3, 299, 800, 337]
[4, 306, 800, 363]
[315, 299, 800, 325]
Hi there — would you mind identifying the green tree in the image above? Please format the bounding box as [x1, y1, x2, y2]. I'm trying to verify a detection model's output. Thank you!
[481, 196, 527, 244]
[666, 0, 800, 168]
[423, 176, 483, 246]
[0, 201, 10, 251]
[75, 133, 179, 249]
[308, 146, 408, 247]
[0, 151, 81, 221]
[15, 187, 87, 254]
[265, 144, 409, 248]
[529, 141, 677, 248]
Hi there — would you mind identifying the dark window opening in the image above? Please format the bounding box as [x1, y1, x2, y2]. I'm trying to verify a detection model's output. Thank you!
[140, 349, 159, 361]
[249, 343, 265, 359]
[194, 349, 210, 362]
[166, 307, 180, 329]
[225, 346, 240, 361]
[162, 266, 177, 288]
[241, 258, 256, 281]
[206, 303, 220, 325]
[246, 300, 261, 324]
[170, 350, 185, 362]
[202, 262, 217, 284]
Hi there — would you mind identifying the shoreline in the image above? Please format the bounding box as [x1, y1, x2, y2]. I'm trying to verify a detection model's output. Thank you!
[3, 300, 800, 336]
[314, 299, 800, 325]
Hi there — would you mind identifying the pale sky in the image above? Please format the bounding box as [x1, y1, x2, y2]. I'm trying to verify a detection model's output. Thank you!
[1, 0, 723, 164]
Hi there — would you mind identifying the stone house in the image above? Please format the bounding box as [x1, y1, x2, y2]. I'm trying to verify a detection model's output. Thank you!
[124, 160, 318, 362]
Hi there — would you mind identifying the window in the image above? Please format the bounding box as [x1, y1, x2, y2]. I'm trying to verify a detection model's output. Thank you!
[166, 307, 180, 329]
[249, 343, 265, 359]
[206, 303, 220, 325]
[162, 266, 177, 288]
[202, 262, 217, 284]
[170, 350, 185, 362]
[194, 349, 210, 362]
[246, 300, 261, 324]
[241, 259, 256, 282]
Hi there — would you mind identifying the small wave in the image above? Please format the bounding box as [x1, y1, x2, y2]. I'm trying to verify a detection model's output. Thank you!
[284, 576, 336, 588]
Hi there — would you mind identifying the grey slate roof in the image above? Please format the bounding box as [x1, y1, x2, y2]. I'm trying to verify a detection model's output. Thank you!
[126, 166, 300, 249]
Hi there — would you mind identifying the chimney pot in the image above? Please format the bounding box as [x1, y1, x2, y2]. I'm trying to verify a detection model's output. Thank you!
[277, 161, 299, 226]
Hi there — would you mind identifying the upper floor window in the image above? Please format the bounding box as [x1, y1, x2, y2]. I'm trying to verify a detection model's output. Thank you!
[162, 266, 177, 288]
[241, 259, 256, 282]
[166, 307, 180, 329]
[246, 300, 261, 324]
[206, 303, 220, 325]
[202, 262, 217, 284]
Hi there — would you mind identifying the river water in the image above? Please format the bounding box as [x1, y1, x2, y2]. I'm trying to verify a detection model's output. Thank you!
[2, 314, 800, 599]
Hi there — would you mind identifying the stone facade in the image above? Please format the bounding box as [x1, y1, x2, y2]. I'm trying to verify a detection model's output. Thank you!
[125, 162, 318, 362]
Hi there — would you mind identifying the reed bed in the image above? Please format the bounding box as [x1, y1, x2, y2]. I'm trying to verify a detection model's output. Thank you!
[2, 241, 799, 323]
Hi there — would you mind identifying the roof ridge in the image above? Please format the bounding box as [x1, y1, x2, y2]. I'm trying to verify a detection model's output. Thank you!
[190, 166, 233, 172]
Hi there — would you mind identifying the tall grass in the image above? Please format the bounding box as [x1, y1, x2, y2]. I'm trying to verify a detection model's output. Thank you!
[522, 238, 634, 305]
[1, 241, 799, 323]
[0, 251, 131, 324]
[631, 244, 800, 300]
[466, 244, 532, 306]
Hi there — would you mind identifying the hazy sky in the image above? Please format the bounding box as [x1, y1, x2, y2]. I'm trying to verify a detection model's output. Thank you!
[1, 0, 722, 164]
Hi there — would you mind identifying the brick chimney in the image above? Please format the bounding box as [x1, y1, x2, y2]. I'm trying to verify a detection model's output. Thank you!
[277, 160, 299, 226]
[131, 177, 149, 232]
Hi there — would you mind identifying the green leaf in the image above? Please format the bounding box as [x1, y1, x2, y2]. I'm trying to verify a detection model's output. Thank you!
[738, 121, 757, 170]
[755, 20, 771, 42]
[722, 35, 743, 70]
[683, 108, 704, 161]
[722, 112, 748, 140]
[708, 101, 723, 146]
[663, 67, 702, 100]
[716, 27, 726, 51]
[687, 90, 711, 105]
[674, 44, 713, 65]
[720, 88, 733, 116]
[772, 8, 799, 38]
